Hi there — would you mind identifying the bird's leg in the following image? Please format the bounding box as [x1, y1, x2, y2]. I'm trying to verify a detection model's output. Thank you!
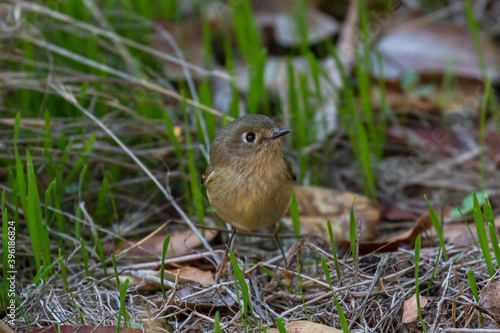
[216, 227, 237, 282]
[271, 224, 288, 268]
[227, 226, 237, 252]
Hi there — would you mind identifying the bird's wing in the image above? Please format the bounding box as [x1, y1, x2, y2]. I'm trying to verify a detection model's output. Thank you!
[201, 164, 214, 185]
[285, 158, 297, 181]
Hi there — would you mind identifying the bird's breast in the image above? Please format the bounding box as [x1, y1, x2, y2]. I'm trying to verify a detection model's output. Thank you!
[206, 160, 294, 231]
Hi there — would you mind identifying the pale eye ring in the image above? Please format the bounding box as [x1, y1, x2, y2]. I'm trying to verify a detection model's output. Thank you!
[244, 132, 256, 143]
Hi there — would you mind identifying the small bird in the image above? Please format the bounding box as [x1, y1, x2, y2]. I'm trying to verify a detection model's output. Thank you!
[202, 114, 296, 271]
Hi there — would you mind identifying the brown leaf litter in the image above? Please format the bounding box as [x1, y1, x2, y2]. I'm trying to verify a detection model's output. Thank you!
[269, 320, 343, 332]
[402, 293, 428, 324]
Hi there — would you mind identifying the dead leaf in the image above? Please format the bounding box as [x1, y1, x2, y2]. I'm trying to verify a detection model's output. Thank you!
[27, 326, 141, 333]
[282, 186, 379, 242]
[372, 12, 500, 81]
[104, 224, 218, 258]
[171, 284, 236, 311]
[251, 0, 339, 48]
[167, 267, 215, 286]
[284, 187, 431, 255]
[479, 282, 500, 328]
[118, 269, 181, 291]
[402, 293, 428, 324]
[270, 9, 339, 47]
[0, 321, 15, 333]
[388, 215, 433, 243]
[269, 320, 343, 333]
[165, 228, 218, 256]
[120, 267, 214, 291]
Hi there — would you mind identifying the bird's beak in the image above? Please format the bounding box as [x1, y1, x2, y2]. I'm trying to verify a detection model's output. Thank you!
[270, 129, 291, 139]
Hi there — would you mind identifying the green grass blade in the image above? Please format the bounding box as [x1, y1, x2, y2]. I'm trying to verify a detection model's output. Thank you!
[322, 254, 349, 332]
[229, 250, 252, 321]
[26, 152, 42, 271]
[200, 81, 215, 141]
[276, 318, 287, 333]
[465, 0, 486, 76]
[160, 0, 179, 21]
[295, 0, 308, 54]
[349, 196, 358, 263]
[95, 238, 107, 276]
[335, 296, 349, 333]
[327, 220, 342, 286]
[247, 49, 268, 115]
[321, 257, 332, 288]
[160, 234, 170, 299]
[117, 278, 130, 332]
[28, 152, 51, 269]
[214, 311, 222, 333]
[467, 269, 484, 326]
[290, 192, 300, 235]
[298, 74, 310, 180]
[471, 190, 494, 276]
[58, 249, 68, 292]
[307, 52, 321, 100]
[75, 165, 88, 239]
[426, 244, 442, 297]
[112, 253, 120, 290]
[355, 64, 378, 154]
[424, 195, 448, 260]
[484, 195, 500, 268]
[414, 235, 427, 332]
[184, 120, 205, 230]
[163, 112, 191, 211]
[14, 112, 27, 214]
[97, 175, 118, 223]
[356, 121, 376, 199]
[32, 257, 63, 286]
[80, 238, 90, 277]
[63, 133, 95, 187]
[296, 254, 309, 320]
[43, 109, 55, 174]
[1, 188, 5, 214]
[484, 194, 495, 225]
[488, 223, 500, 269]
[467, 269, 479, 302]
[232, 0, 260, 63]
[44, 180, 56, 227]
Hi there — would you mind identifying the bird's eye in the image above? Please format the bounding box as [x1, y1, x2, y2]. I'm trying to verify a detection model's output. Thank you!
[245, 132, 256, 143]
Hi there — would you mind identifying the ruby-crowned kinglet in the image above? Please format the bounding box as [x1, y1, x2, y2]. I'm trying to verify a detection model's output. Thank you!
[202, 114, 296, 269]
